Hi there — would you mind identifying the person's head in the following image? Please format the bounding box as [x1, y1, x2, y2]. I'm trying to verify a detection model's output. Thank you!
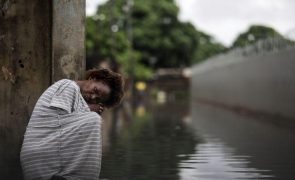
[80, 68, 124, 108]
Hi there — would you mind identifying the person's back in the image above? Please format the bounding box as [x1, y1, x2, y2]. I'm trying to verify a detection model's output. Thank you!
[20, 69, 124, 180]
[21, 79, 102, 180]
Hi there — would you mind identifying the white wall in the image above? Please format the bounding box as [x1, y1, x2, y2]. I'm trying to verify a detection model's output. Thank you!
[191, 46, 295, 119]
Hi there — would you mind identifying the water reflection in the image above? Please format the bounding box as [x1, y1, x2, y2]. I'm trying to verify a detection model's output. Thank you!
[100, 97, 295, 180]
[100, 100, 198, 180]
[189, 102, 295, 180]
[179, 138, 274, 179]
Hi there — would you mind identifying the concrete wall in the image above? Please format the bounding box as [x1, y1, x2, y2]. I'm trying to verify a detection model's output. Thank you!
[52, 0, 85, 81]
[191, 45, 295, 124]
[0, 0, 85, 179]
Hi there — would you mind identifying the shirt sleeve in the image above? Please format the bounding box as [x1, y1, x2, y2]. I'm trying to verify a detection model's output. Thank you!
[49, 80, 79, 113]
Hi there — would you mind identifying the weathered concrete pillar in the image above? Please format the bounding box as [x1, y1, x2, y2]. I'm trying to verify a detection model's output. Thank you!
[52, 0, 85, 81]
[0, 0, 85, 179]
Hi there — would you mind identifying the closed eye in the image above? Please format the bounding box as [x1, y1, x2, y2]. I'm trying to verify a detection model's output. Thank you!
[94, 87, 98, 93]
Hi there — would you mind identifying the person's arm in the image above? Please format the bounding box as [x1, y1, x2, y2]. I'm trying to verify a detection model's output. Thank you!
[88, 103, 105, 115]
[49, 81, 78, 113]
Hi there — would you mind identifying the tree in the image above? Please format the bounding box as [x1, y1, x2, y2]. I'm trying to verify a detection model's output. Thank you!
[231, 25, 285, 48]
[86, 0, 152, 79]
[86, 0, 226, 78]
[193, 32, 227, 64]
[131, 0, 198, 68]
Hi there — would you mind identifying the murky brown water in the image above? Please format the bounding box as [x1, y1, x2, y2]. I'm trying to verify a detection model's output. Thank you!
[99, 96, 295, 180]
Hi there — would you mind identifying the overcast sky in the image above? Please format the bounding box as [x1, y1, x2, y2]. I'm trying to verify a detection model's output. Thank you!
[86, 0, 295, 47]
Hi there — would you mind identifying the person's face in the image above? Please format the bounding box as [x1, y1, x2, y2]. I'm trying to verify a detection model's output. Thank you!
[80, 79, 111, 105]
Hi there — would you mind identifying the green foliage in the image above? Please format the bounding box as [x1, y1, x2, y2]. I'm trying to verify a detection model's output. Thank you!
[231, 25, 285, 48]
[193, 32, 227, 64]
[86, 0, 151, 80]
[86, 0, 227, 79]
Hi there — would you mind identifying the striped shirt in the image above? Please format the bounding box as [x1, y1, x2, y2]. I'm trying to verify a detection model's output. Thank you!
[20, 79, 102, 180]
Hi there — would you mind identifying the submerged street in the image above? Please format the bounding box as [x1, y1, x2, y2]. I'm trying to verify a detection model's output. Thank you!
[99, 95, 295, 180]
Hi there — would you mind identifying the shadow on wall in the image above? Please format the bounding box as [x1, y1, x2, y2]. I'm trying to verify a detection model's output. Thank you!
[0, 126, 24, 179]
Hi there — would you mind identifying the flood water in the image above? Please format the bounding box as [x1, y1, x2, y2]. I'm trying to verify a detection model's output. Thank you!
[99, 97, 295, 180]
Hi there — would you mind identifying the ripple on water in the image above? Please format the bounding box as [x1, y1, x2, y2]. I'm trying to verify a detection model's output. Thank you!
[178, 136, 275, 180]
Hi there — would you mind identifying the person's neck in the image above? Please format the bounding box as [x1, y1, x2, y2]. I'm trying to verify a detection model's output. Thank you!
[74, 80, 84, 88]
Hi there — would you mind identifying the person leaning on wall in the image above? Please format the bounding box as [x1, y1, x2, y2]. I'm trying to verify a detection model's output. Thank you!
[20, 68, 124, 180]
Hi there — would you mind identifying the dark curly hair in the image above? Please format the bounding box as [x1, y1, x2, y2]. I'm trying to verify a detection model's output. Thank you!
[85, 68, 124, 108]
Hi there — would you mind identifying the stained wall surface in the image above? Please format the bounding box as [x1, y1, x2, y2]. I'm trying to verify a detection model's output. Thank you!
[0, 0, 85, 179]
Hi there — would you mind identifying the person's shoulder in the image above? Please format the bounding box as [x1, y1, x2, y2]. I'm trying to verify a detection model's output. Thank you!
[52, 79, 79, 93]
[55, 79, 77, 86]
[55, 79, 73, 84]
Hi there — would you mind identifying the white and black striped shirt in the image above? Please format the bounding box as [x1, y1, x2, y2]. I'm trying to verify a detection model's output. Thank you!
[21, 79, 102, 180]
